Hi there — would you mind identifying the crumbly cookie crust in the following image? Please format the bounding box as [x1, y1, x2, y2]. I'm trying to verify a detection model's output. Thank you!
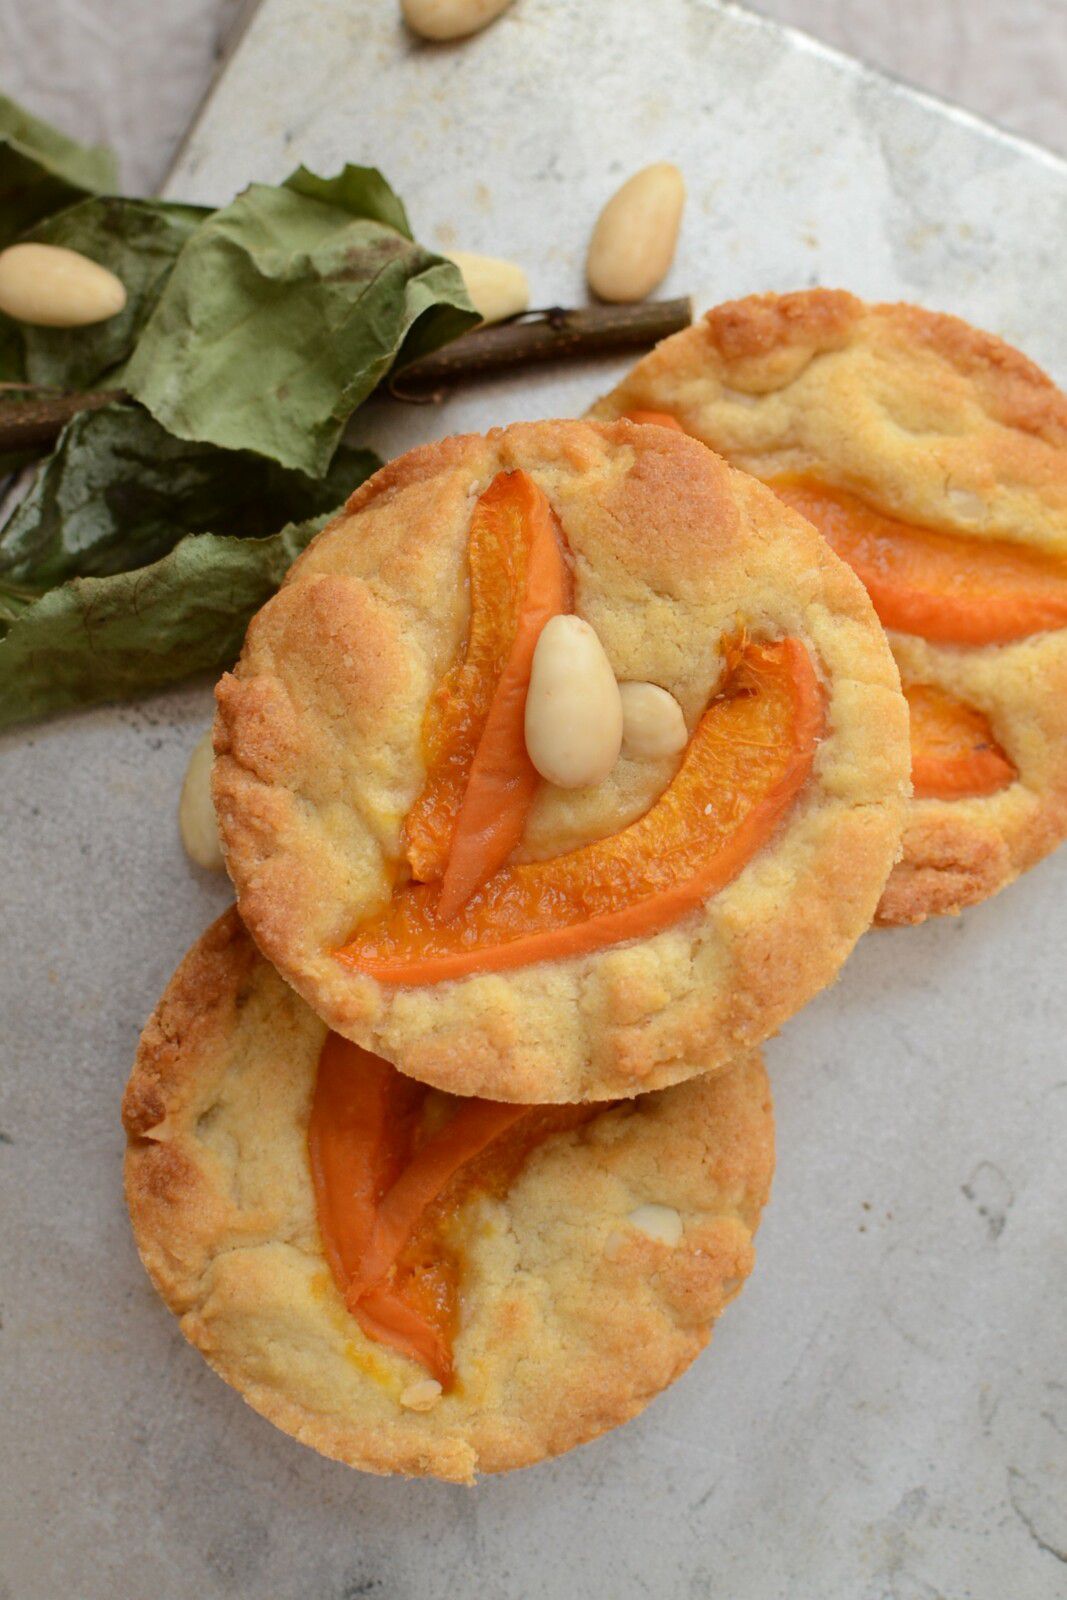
[215, 418, 908, 1095]
[123, 911, 775, 1483]
[592, 292, 1067, 924]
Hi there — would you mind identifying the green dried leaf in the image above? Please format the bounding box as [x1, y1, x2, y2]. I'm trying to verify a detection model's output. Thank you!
[0, 401, 377, 592]
[0, 518, 323, 729]
[0, 93, 117, 250]
[284, 164, 413, 237]
[125, 165, 477, 475]
[0, 196, 209, 390]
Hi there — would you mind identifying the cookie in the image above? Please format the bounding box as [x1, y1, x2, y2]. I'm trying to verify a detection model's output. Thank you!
[214, 419, 908, 1099]
[123, 911, 775, 1484]
[592, 291, 1067, 924]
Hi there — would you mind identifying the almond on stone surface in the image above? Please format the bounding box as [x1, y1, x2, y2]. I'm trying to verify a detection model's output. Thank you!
[445, 250, 529, 323]
[586, 163, 686, 303]
[178, 731, 225, 872]
[401, 0, 514, 42]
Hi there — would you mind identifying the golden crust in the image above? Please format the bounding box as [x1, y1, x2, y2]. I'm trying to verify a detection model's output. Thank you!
[215, 418, 908, 1097]
[123, 911, 776, 1484]
[592, 292, 1067, 925]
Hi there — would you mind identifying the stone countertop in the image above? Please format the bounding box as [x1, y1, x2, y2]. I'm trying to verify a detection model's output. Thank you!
[1, 5, 1066, 1600]
[0, 0, 1063, 192]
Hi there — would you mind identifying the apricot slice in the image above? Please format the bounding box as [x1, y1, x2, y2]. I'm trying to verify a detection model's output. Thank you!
[309, 1033, 595, 1385]
[771, 478, 1067, 645]
[906, 683, 1015, 800]
[336, 636, 822, 984]
[404, 469, 571, 919]
[621, 409, 686, 431]
[308, 1035, 443, 1377]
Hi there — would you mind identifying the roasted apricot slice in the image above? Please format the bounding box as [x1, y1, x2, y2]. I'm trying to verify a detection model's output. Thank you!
[906, 683, 1016, 800]
[771, 478, 1067, 645]
[336, 637, 822, 984]
[621, 409, 686, 431]
[309, 1033, 596, 1385]
[404, 469, 570, 918]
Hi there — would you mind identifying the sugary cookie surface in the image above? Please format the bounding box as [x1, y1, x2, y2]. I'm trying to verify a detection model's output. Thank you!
[214, 418, 908, 1099]
[123, 912, 775, 1484]
[592, 292, 1067, 923]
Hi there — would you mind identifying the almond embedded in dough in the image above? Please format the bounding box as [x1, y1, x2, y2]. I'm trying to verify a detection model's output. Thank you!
[626, 1204, 683, 1246]
[399, 1378, 443, 1411]
[619, 681, 688, 760]
[524, 615, 623, 788]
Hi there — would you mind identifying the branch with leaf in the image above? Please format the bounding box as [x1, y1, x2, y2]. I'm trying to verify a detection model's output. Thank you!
[0, 93, 690, 730]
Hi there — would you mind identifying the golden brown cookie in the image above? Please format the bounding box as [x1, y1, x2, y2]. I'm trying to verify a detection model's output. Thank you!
[592, 291, 1067, 924]
[123, 910, 775, 1484]
[214, 419, 908, 1099]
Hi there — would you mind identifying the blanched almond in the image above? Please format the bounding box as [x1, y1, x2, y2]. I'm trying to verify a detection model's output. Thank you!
[401, 0, 513, 41]
[586, 163, 685, 304]
[399, 1378, 443, 1410]
[446, 250, 529, 324]
[627, 1204, 683, 1246]
[524, 615, 623, 788]
[0, 243, 126, 328]
[619, 681, 688, 760]
[178, 731, 225, 871]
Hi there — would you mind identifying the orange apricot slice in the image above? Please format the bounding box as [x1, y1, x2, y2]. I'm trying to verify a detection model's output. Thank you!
[906, 683, 1016, 800]
[771, 478, 1067, 645]
[404, 469, 571, 919]
[621, 409, 686, 431]
[308, 1034, 443, 1377]
[309, 1034, 596, 1385]
[350, 1096, 529, 1303]
[336, 636, 822, 985]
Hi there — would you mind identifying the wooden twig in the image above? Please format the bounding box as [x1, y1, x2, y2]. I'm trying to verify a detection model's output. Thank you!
[0, 296, 694, 450]
[390, 297, 693, 400]
[0, 384, 126, 453]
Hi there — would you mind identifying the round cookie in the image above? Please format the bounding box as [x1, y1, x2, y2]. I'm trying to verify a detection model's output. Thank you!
[123, 910, 776, 1485]
[214, 418, 908, 1100]
[592, 291, 1067, 924]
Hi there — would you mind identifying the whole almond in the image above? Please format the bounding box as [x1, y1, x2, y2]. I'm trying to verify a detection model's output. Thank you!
[525, 615, 623, 789]
[619, 681, 688, 760]
[178, 731, 225, 871]
[0, 242, 127, 328]
[399, 1378, 443, 1410]
[446, 250, 529, 324]
[401, 0, 514, 41]
[626, 1204, 683, 1246]
[586, 163, 686, 304]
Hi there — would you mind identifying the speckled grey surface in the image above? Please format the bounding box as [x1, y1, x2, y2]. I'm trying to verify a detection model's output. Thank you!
[2, 3, 1066, 1597]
